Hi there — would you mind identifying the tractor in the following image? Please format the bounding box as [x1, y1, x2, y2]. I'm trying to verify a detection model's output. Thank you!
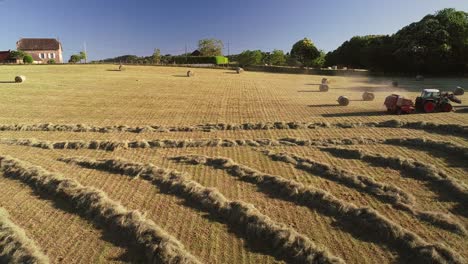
[415, 89, 461, 113]
[384, 94, 415, 114]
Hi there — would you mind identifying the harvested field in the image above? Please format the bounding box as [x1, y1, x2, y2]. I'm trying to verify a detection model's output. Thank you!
[0, 65, 466, 263]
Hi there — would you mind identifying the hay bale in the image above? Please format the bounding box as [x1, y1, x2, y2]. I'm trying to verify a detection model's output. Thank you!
[415, 75, 424, 81]
[319, 84, 329, 92]
[187, 70, 195, 77]
[236, 67, 244, 74]
[454, 86, 464, 96]
[392, 81, 399, 87]
[362, 92, 375, 101]
[338, 96, 349, 106]
[15, 76, 26, 83]
[321, 78, 329, 84]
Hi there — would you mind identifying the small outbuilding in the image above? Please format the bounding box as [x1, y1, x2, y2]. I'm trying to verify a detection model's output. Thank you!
[191, 50, 202, 56]
[0, 50, 19, 64]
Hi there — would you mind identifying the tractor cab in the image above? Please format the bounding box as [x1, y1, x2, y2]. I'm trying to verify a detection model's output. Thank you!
[419, 89, 440, 99]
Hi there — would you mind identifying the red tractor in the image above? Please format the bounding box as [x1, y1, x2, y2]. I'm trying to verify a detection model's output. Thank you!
[384, 94, 415, 114]
[415, 89, 461, 113]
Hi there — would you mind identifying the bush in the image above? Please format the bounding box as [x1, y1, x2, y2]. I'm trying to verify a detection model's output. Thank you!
[270, 50, 286, 66]
[237, 50, 262, 66]
[47, 59, 56, 64]
[68, 54, 81, 64]
[23, 55, 33, 64]
[169, 56, 228, 65]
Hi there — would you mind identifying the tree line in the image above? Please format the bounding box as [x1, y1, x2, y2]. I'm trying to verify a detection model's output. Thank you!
[96, 8, 467, 74]
[325, 8, 468, 74]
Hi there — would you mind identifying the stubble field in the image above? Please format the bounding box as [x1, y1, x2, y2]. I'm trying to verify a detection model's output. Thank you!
[0, 65, 466, 264]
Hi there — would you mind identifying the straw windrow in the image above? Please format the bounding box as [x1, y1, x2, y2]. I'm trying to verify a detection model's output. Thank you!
[59, 156, 344, 264]
[0, 155, 201, 264]
[0, 208, 49, 264]
[171, 154, 464, 264]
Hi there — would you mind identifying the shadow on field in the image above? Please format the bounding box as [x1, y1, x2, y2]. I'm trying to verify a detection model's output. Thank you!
[172, 75, 188, 77]
[8, 180, 147, 263]
[325, 152, 468, 218]
[202, 162, 420, 264]
[75, 161, 290, 263]
[308, 104, 341, 107]
[454, 106, 468, 113]
[223, 72, 238, 74]
[177, 194, 289, 263]
[398, 145, 468, 169]
[0, 81, 16, 84]
[305, 83, 321, 86]
[333, 86, 406, 92]
[106, 69, 122, 72]
[322, 111, 385, 117]
[397, 170, 468, 218]
[297, 90, 321, 93]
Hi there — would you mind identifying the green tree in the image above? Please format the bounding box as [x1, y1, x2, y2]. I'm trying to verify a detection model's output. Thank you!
[290, 38, 320, 67]
[9, 50, 27, 60]
[152, 48, 161, 64]
[261, 52, 271, 65]
[270, 49, 286, 65]
[325, 8, 468, 73]
[23, 54, 33, 64]
[68, 54, 81, 64]
[79, 51, 87, 63]
[198, 38, 223, 56]
[311, 50, 326, 68]
[237, 50, 262, 66]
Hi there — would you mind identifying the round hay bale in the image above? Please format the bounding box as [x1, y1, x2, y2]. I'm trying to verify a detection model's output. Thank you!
[415, 75, 424, 81]
[187, 70, 195, 77]
[362, 92, 375, 101]
[319, 84, 329, 92]
[321, 78, 329, 84]
[15, 76, 26, 83]
[236, 67, 244, 74]
[338, 96, 350, 106]
[392, 81, 399, 87]
[454, 86, 464, 96]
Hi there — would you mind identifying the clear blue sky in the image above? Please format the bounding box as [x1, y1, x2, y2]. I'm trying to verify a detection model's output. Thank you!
[0, 0, 467, 61]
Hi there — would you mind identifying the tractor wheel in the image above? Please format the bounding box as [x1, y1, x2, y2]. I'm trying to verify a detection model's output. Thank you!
[423, 101, 436, 113]
[441, 103, 453, 112]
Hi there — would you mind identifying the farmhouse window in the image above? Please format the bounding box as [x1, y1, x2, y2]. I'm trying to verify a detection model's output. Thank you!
[40, 53, 46, 59]
[48, 53, 55, 59]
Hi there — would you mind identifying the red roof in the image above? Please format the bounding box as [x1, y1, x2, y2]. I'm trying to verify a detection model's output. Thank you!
[17, 38, 61, 51]
[0, 51, 12, 61]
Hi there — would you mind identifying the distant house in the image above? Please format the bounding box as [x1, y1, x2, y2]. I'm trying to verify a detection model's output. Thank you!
[0, 50, 19, 64]
[191, 50, 202, 56]
[16, 38, 63, 63]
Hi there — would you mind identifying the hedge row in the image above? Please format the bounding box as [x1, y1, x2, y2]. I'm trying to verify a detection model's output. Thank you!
[170, 56, 228, 65]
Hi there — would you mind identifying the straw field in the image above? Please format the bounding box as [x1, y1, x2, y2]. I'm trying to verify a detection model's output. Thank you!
[0, 65, 466, 263]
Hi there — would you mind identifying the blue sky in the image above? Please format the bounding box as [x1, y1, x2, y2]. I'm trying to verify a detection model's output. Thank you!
[0, 0, 467, 61]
